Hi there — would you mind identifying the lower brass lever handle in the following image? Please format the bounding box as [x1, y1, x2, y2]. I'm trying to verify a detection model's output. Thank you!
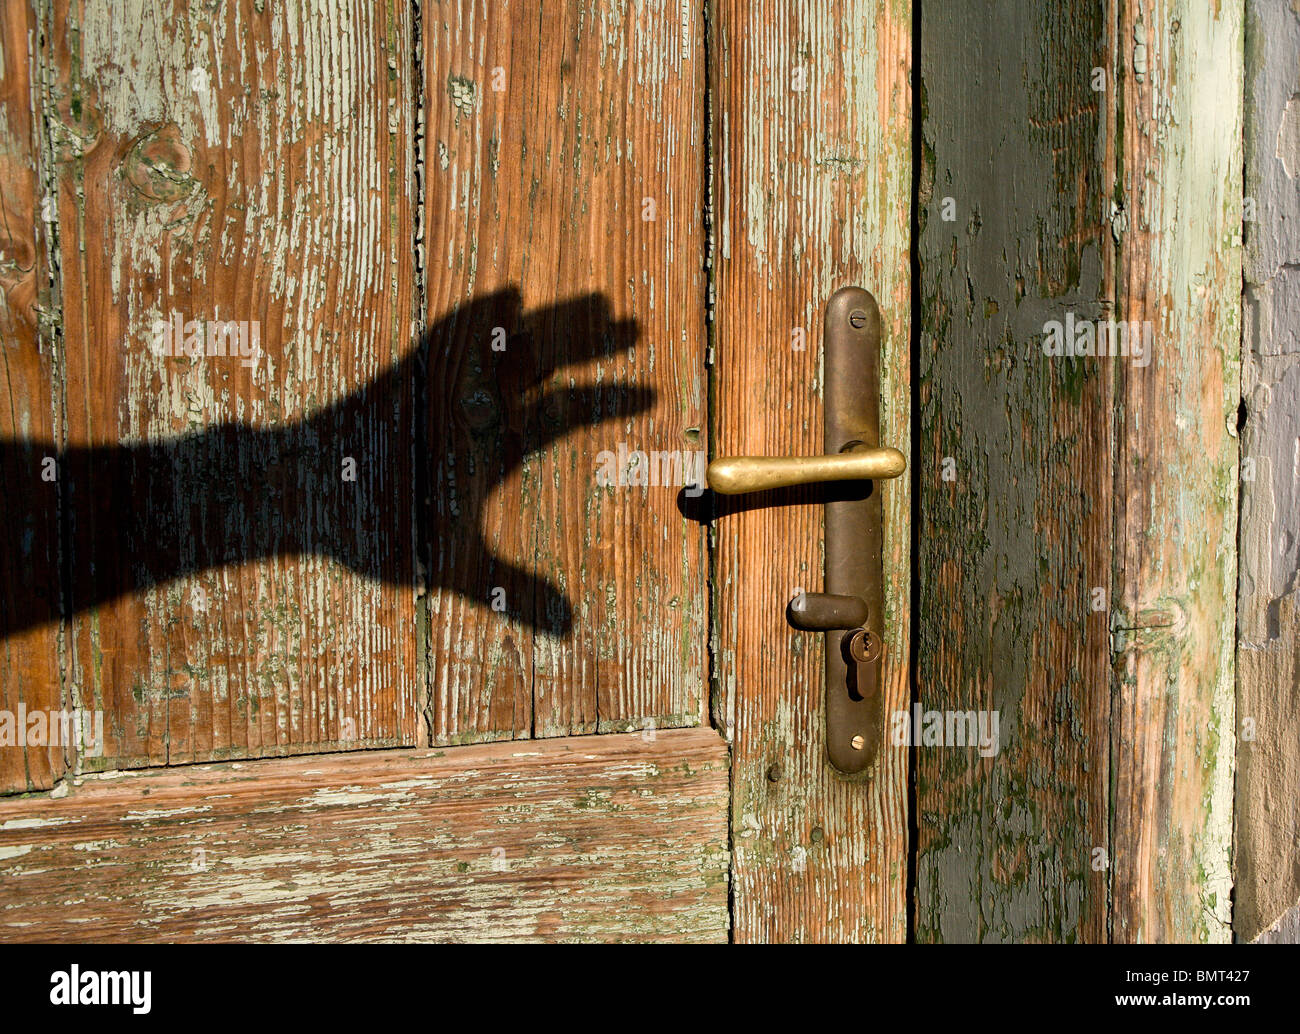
[706, 444, 906, 495]
[788, 591, 869, 631]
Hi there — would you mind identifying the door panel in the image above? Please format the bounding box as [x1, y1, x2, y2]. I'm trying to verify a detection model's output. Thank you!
[0, 728, 729, 942]
[1, 0, 922, 943]
[918, 0, 1241, 943]
[1108, 3, 1239, 943]
[710, 0, 912, 942]
[421, 0, 709, 744]
[38, 0, 420, 771]
[917, 0, 1113, 944]
[1, 0, 725, 943]
[0, 0, 64, 792]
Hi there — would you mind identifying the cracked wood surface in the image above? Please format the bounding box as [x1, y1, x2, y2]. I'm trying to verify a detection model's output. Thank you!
[1, 0, 1257, 946]
[919, 0, 1241, 942]
[918, 0, 1114, 943]
[420, 1, 709, 745]
[25, 0, 421, 777]
[1108, 0, 1240, 944]
[0, 0, 64, 791]
[0, 728, 729, 942]
[4, 0, 714, 786]
[711, 0, 912, 942]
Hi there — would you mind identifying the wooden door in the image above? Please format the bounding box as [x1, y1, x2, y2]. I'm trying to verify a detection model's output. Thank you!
[0, 0, 911, 942]
[918, 0, 1243, 943]
[0, 0, 1267, 947]
[711, 1, 911, 942]
[2, 0, 1266, 948]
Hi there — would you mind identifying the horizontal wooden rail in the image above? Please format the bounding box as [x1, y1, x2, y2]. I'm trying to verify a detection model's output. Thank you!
[0, 729, 730, 943]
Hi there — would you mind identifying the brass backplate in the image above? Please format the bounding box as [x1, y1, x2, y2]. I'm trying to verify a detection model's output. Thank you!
[821, 286, 886, 775]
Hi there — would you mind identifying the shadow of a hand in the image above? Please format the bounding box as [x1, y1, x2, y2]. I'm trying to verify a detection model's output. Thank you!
[0, 287, 651, 640]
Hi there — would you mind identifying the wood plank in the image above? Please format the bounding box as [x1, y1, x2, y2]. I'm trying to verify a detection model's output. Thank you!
[0, 728, 730, 942]
[421, 1, 708, 743]
[711, 0, 912, 942]
[1234, 0, 1300, 945]
[43, 0, 419, 768]
[0, 0, 65, 792]
[1108, 0, 1240, 944]
[918, 0, 1241, 942]
[917, 0, 1113, 944]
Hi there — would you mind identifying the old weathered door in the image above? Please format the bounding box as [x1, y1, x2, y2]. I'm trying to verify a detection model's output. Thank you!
[709, 2, 911, 940]
[0, 0, 910, 942]
[917, 1, 1243, 943]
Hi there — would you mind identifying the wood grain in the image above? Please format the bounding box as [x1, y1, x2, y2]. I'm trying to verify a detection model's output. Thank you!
[421, 0, 708, 744]
[0, 0, 65, 792]
[711, 0, 912, 942]
[917, 0, 1112, 944]
[43, 0, 419, 769]
[0, 728, 730, 942]
[918, 0, 1241, 942]
[1109, 0, 1240, 944]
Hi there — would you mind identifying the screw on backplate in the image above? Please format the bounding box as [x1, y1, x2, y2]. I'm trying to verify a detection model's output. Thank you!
[849, 308, 868, 329]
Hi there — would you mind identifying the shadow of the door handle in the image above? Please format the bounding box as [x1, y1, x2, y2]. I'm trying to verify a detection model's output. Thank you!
[675, 478, 874, 522]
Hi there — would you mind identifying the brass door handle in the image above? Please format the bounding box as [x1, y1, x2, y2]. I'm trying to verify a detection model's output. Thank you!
[706, 444, 905, 494]
[708, 286, 903, 775]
